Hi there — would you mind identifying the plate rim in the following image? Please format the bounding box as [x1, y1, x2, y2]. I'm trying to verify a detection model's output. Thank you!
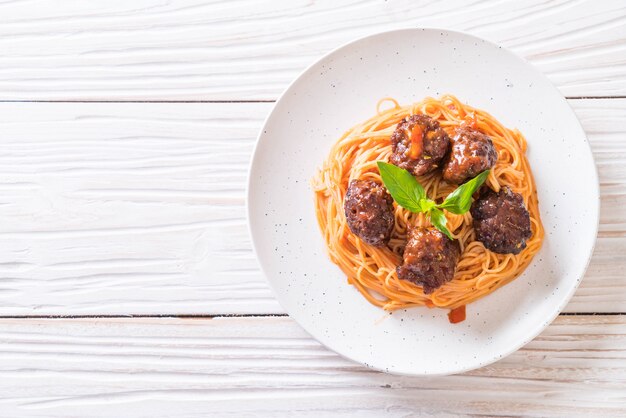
[246, 27, 600, 376]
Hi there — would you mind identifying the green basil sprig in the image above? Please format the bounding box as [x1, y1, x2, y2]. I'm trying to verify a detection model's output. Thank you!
[376, 161, 489, 239]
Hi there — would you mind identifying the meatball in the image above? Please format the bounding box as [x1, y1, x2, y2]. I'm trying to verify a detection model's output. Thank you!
[344, 179, 395, 247]
[470, 186, 532, 254]
[442, 126, 498, 184]
[390, 114, 450, 176]
[396, 227, 460, 294]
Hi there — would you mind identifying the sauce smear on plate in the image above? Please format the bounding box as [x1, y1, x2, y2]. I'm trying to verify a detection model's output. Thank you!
[448, 305, 466, 324]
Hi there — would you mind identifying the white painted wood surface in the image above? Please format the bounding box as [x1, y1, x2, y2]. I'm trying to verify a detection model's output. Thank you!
[1, 1, 625, 416]
[0, 0, 625, 100]
[0, 100, 623, 315]
[0, 316, 624, 417]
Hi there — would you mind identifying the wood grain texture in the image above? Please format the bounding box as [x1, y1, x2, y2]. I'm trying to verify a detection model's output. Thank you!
[0, 315, 623, 417]
[0, 0, 625, 101]
[0, 99, 623, 315]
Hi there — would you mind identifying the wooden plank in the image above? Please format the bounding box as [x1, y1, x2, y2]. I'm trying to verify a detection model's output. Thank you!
[0, 0, 625, 101]
[0, 315, 624, 417]
[0, 99, 623, 315]
[0, 102, 275, 314]
[566, 99, 626, 312]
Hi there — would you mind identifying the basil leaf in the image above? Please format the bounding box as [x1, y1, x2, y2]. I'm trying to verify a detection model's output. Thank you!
[418, 198, 435, 213]
[429, 207, 453, 240]
[377, 161, 425, 212]
[437, 170, 490, 215]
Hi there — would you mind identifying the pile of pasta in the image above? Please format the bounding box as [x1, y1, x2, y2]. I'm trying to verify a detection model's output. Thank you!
[312, 95, 544, 310]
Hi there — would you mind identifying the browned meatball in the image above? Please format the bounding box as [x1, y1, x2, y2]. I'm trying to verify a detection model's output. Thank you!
[390, 114, 450, 176]
[443, 127, 497, 184]
[470, 186, 532, 254]
[344, 179, 395, 247]
[396, 227, 460, 294]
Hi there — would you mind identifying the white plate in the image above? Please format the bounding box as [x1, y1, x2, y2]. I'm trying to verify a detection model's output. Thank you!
[247, 28, 599, 376]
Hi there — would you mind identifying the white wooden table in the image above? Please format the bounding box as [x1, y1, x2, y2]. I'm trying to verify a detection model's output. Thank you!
[0, 1, 625, 416]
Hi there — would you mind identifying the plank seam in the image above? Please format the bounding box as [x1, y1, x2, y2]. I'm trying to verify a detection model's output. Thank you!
[0, 313, 622, 319]
[0, 100, 277, 103]
[0, 314, 291, 319]
[0, 97, 624, 104]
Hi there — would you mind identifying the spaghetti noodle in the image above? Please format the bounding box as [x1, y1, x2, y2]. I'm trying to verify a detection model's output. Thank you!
[312, 95, 544, 311]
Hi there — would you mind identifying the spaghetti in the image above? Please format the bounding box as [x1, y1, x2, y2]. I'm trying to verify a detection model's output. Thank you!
[312, 95, 544, 311]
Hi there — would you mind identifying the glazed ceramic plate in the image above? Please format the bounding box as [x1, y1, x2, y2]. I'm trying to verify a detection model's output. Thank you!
[247, 28, 598, 376]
